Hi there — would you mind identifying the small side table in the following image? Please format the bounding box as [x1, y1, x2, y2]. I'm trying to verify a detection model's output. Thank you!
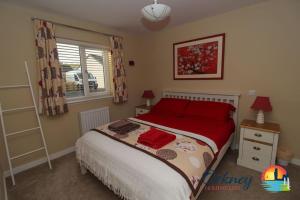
[237, 119, 280, 172]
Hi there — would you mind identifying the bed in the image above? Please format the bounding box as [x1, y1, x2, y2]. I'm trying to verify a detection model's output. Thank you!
[76, 91, 240, 200]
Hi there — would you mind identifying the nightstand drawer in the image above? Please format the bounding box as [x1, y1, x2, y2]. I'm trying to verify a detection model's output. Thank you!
[244, 128, 274, 144]
[243, 140, 272, 158]
[243, 152, 271, 170]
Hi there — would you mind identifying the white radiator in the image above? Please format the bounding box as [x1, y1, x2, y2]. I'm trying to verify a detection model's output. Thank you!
[79, 107, 110, 135]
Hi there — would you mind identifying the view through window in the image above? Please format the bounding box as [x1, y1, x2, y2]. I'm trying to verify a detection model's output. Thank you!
[57, 40, 111, 99]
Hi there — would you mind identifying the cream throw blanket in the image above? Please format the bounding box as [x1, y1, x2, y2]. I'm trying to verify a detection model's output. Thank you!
[90, 120, 215, 198]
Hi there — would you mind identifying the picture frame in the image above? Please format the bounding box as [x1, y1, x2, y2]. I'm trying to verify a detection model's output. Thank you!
[173, 33, 225, 80]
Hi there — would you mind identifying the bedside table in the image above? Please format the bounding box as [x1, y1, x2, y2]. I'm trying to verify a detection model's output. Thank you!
[237, 119, 280, 172]
[135, 105, 152, 116]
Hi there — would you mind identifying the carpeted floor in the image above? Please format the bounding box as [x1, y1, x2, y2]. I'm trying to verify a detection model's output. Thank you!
[6, 151, 299, 200]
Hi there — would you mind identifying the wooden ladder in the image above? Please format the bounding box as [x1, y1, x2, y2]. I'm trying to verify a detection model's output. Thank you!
[0, 61, 52, 185]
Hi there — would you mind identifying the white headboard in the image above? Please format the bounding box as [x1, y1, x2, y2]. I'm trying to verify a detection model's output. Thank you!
[162, 90, 240, 149]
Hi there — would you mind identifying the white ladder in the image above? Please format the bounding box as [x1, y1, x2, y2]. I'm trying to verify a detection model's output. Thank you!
[0, 61, 52, 185]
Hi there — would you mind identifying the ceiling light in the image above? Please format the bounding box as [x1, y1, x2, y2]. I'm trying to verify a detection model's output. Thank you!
[141, 0, 171, 22]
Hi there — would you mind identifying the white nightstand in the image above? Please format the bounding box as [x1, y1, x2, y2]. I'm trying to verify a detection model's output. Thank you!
[237, 119, 280, 172]
[135, 105, 152, 116]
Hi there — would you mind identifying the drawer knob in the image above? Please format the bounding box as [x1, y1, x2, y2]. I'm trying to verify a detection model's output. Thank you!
[252, 157, 260, 161]
[253, 146, 261, 151]
[254, 133, 262, 137]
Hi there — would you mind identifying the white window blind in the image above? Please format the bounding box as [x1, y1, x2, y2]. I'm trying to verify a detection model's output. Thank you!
[57, 39, 111, 100]
[85, 48, 105, 89]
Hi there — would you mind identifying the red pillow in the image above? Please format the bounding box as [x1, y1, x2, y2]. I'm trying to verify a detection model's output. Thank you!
[183, 101, 235, 121]
[150, 98, 190, 117]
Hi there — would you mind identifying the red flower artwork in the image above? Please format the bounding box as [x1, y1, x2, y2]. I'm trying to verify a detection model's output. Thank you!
[173, 33, 225, 80]
[177, 41, 218, 75]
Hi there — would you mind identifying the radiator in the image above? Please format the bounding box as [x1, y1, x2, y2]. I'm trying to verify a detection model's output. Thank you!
[79, 107, 110, 135]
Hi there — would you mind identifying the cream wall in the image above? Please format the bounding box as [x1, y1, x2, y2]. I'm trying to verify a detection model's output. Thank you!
[140, 0, 300, 158]
[0, 2, 146, 170]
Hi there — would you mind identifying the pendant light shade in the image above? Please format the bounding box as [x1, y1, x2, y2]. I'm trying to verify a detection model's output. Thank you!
[142, 0, 171, 22]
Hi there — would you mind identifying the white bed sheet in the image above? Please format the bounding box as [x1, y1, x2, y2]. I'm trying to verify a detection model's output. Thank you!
[76, 130, 191, 200]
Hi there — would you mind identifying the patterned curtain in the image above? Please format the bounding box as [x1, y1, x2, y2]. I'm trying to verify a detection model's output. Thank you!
[34, 20, 68, 116]
[110, 36, 128, 103]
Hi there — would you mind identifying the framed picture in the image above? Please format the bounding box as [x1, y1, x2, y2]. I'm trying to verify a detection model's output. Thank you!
[173, 33, 225, 80]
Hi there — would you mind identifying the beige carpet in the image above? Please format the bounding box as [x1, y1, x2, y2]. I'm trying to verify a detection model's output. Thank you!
[6, 151, 299, 200]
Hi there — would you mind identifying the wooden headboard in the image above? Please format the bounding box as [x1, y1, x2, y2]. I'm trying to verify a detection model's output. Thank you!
[162, 90, 240, 149]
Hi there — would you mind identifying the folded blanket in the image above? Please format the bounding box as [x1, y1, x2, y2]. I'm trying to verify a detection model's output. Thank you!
[108, 120, 131, 130]
[108, 120, 140, 134]
[138, 128, 176, 149]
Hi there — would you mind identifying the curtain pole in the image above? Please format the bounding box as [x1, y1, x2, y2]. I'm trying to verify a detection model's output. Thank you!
[31, 17, 123, 39]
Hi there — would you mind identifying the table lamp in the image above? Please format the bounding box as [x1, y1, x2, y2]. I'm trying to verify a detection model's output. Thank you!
[142, 90, 155, 106]
[251, 96, 272, 124]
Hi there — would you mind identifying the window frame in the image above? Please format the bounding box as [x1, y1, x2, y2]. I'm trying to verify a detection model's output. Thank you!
[57, 38, 112, 104]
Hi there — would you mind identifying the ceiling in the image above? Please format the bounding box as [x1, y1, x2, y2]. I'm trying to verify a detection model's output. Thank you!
[5, 0, 267, 32]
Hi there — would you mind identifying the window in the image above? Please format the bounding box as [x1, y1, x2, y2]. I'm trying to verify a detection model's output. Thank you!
[57, 39, 112, 102]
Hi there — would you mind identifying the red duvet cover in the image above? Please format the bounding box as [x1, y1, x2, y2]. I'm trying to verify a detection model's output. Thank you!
[135, 113, 235, 151]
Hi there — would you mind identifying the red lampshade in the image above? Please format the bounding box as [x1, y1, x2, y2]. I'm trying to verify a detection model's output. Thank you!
[251, 96, 272, 112]
[142, 90, 155, 99]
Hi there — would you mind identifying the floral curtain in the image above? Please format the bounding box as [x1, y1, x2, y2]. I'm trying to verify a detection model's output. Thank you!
[34, 20, 68, 116]
[110, 36, 128, 103]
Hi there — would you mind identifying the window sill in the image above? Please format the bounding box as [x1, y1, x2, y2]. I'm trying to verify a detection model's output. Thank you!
[66, 94, 113, 104]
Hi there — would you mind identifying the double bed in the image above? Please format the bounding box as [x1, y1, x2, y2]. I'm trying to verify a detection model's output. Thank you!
[76, 91, 240, 200]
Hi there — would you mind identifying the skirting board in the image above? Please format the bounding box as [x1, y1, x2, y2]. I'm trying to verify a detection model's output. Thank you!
[291, 158, 300, 166]
[3, 146, 75, 178]
[2, 175, 7, 200]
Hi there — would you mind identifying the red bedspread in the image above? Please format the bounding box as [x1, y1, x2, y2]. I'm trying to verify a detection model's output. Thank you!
[135, 113, 235, 151]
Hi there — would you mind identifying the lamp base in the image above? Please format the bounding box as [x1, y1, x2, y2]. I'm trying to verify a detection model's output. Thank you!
[146, 99, 151, 107]
[256, 110, 265, 124]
